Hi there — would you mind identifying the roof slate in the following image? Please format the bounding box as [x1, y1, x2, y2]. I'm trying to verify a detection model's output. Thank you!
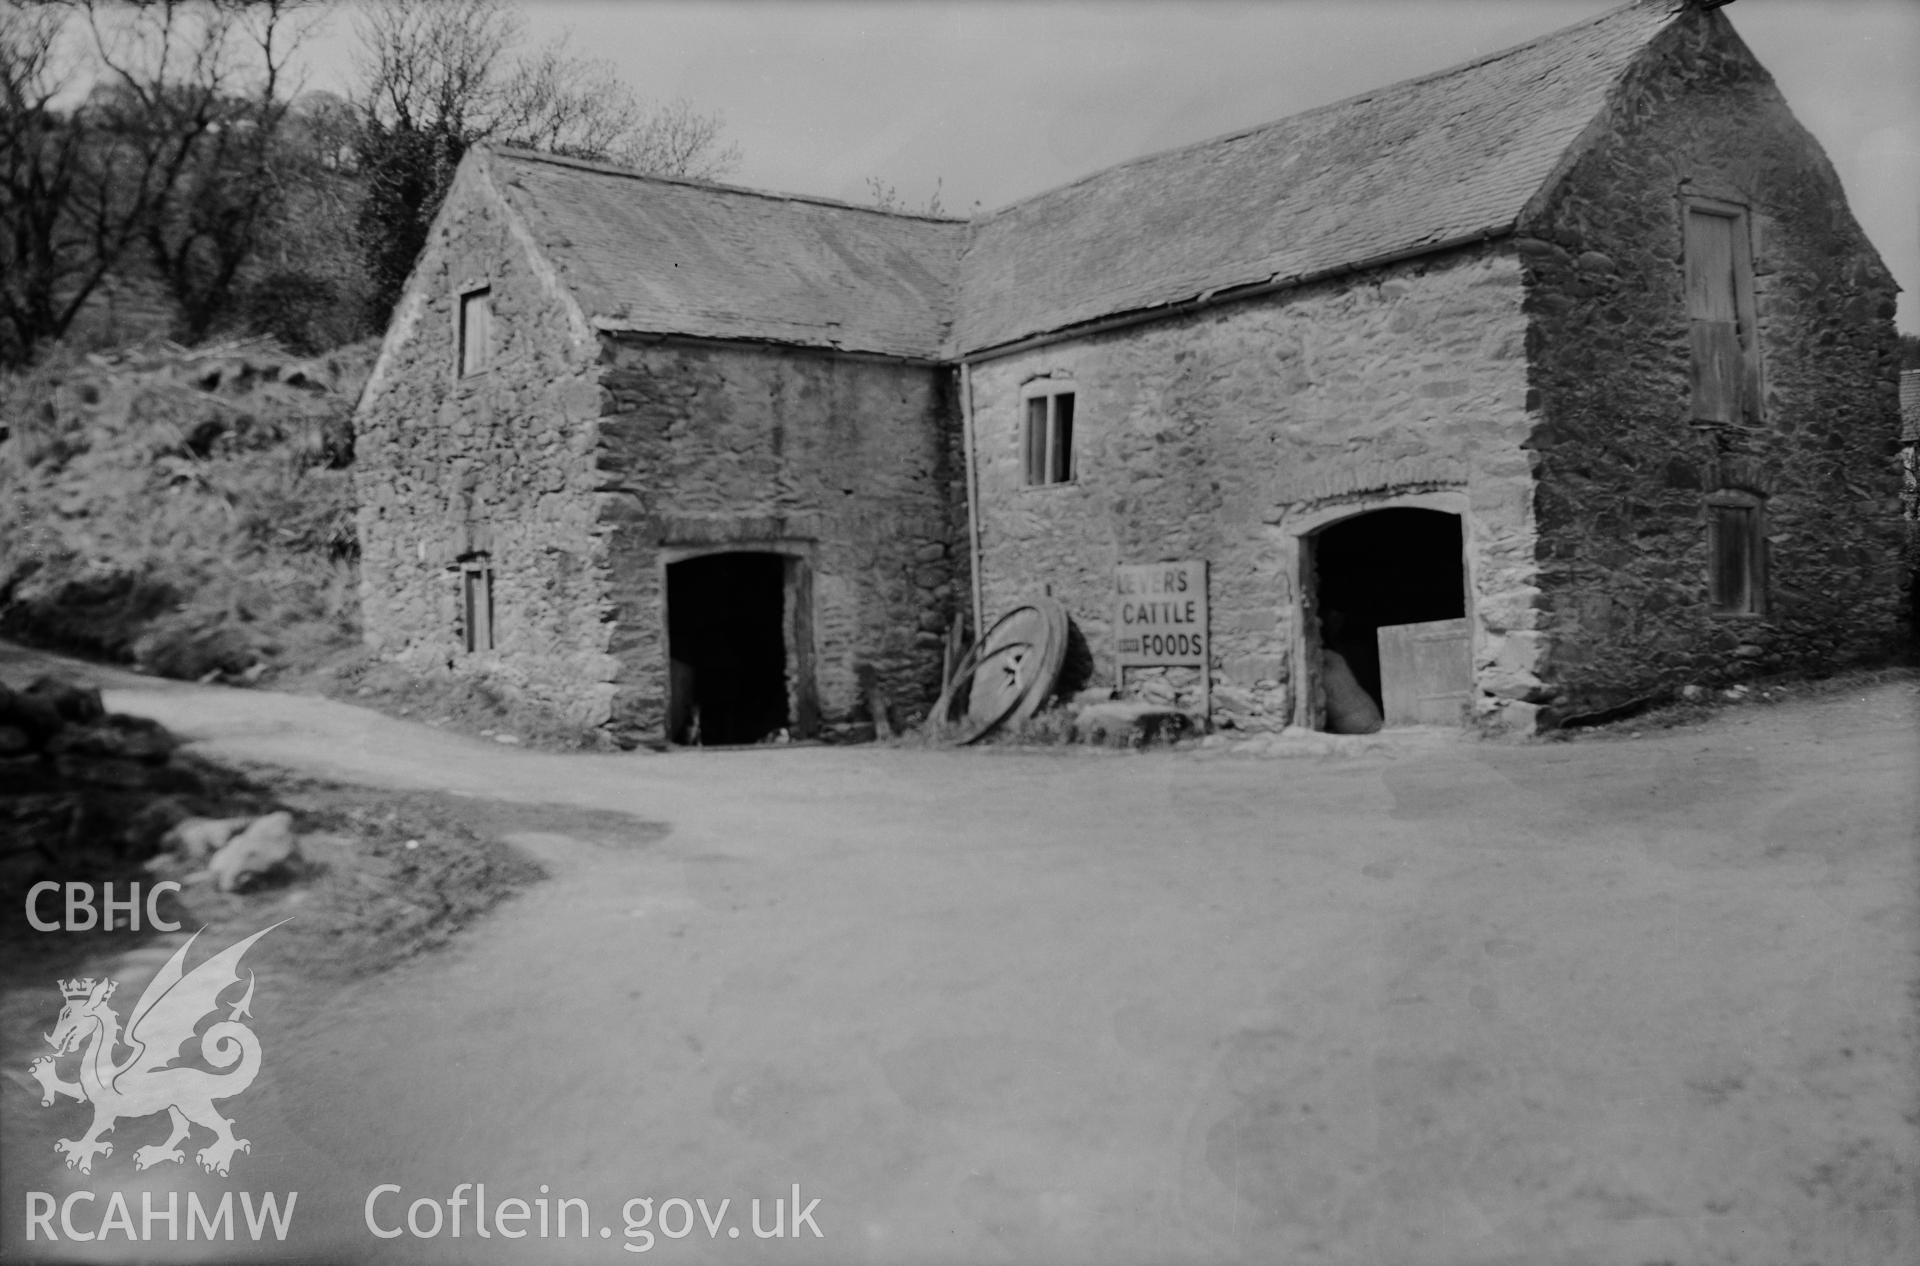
[477, 1, 1682, 361]
[488, 149, 968, 360]
[950, 0, 1678, 353]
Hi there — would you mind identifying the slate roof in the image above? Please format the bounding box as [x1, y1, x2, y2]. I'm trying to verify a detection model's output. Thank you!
[487, 148, 968, 360]
[1901, 369, 1920, 443]
[951, 0, 1679, 353]
[478, 0, 1683, 360]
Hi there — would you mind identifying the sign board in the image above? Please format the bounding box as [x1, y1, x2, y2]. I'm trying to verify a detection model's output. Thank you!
[1114, 560, 1208, 667]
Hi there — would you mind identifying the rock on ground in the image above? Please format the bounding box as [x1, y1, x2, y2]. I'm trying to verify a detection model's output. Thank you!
[208, 811, 299, 893]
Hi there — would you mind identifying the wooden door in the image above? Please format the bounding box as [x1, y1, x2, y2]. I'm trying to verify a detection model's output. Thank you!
[1376, 617, 1471, 726]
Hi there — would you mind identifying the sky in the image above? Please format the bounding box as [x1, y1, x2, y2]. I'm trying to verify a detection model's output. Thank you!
[292, 0, 1920, 331]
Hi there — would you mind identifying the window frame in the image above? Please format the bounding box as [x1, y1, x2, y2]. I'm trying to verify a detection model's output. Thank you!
[1682, 196, 1763, 426]
[1705, 489, 1767, 617]
[459, 557, 496, 652]
[457, 284, 493, 378]
[1020, 380, 1076, 488]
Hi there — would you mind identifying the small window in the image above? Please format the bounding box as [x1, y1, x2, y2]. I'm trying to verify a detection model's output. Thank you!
[1023, 386, 1074, 486]
[458, 287, 492, 376]
[1707, 493, 1766, 616]
[1684, 202, 1761, 425]
[460, 559, 495, 651]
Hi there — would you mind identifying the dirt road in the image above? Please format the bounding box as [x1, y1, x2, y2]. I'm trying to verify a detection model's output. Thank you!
[4, 658, 1917, 1264]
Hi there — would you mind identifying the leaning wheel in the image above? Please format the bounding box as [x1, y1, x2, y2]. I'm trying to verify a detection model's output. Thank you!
[941, 639, 1038, 744]
[931, 597, 1072, 744]
[977, 597, 1070, 728]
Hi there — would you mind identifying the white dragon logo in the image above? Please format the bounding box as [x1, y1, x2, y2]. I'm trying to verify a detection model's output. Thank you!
[27, 922, 283, 1178]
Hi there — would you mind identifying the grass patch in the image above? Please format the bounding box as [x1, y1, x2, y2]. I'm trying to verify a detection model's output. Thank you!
[0, 339, 371, 683]
[280, 651, 618, 751]
[1, 754, 545, 985]
[1548, 663, 1919, 741]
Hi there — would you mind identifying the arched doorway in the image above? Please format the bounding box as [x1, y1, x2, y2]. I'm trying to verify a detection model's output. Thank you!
[665, 551, 812, 746]
[1303, 506, 1470, 731]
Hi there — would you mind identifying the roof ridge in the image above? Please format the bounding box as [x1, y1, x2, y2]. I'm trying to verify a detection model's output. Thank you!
[486, 145, 969, 224]
[972, 0, 1677, 227]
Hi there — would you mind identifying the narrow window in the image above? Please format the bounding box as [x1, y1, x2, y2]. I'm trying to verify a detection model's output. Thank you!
[1685, 203, 1761, 424]
[1022, 386, 1075, 486]
[458, 287, 492, 376]
[461, 559, 495, 651]
[1025, 396, 1047, 484]
[1707, 493, 1766, 616]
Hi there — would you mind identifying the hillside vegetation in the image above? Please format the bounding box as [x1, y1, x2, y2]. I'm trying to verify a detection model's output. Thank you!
[0, 336, 373, 682]
[1, 0, 739, 716]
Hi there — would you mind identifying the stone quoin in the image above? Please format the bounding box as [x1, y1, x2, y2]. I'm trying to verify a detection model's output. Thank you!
[354, 0, 1906, 744]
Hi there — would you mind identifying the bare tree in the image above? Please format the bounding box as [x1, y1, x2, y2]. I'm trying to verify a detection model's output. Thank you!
[617, 96, 741, 182]
[0, 1, 222, 361]
[354, 0, 738, 170]
[239, 88, 377, 352]
[0, 0, 316, 362]
[0, 3, 87, 362]
[494, 37, 639, 160]
[866, 175, 945, 217]
[352, 0, 741, 322]
[354, 0, 515, 139]
[86, 0, 317, 341]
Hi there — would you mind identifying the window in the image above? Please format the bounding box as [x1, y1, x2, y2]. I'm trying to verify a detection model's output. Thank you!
[1684, 202, 1761, 425]
[458, 287, 492, 376]
[1707, 492, 1766, 616]
[1022, 385, 1074, 486]
[460, 558, 495, 651]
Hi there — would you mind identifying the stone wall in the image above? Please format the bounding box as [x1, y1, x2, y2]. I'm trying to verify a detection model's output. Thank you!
[966, 244, 1539, 733]
[1520, 7, 1908, 717]
[593, 338, 961, 743]
[353, 158, 619, 727]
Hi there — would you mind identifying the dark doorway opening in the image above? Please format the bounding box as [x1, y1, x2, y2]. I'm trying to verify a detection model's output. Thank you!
[667, 552, 791, 746]
[1311, 508, 1467, 723]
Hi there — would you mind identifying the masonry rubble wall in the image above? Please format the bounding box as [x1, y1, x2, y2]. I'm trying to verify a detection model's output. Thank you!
[1519, 7, 1908, 719]
[966, 243, 1540, 734]
[594, 339, 961, 744]
[353, 160, 618, 728]
[1903, 372, 1920, 645]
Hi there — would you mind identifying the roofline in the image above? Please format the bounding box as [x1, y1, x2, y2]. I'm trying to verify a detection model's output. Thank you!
[1517, 1, 1696, 230]
[486, 144, 969, 225]
[586, 226, 1518, 363]
[483, 1, 1698, 362]
[359, 147, 600, 415]
[955, 228, 1515, 363]
[486, 4, 1678, 236]
[475, 148, 596, 349]
[971, 0, 1678, 228]
[594, 323, 952, 367]
[581, 225, 1517, 364]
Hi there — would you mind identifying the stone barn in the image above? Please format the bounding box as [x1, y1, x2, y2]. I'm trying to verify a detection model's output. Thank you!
[355, 0, 1906, 745]
[353, 148, 969, 745]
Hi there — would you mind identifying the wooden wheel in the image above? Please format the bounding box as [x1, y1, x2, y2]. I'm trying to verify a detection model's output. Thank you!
[982, 597, 1069, 727]
[941, 640, 1037, 744]
[932, 597, 1073, 744]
